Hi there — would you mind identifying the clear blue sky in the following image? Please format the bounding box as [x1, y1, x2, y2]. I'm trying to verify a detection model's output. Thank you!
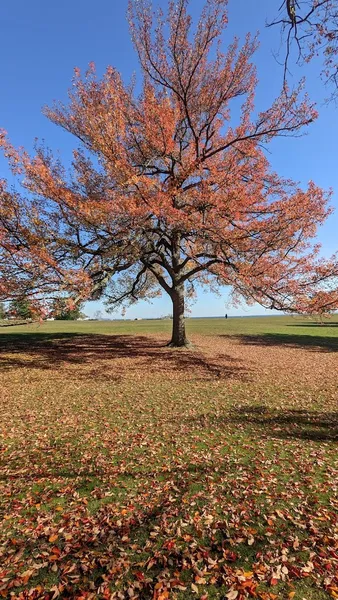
[1, 0, 337, 318]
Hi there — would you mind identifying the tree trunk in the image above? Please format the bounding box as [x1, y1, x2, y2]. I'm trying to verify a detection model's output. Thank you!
[168, 284, 189, 347]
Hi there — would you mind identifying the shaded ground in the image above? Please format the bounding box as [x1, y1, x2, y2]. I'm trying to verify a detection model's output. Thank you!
[0, 333, 246, 381]
[230, 332, 338, 352]
[0, 317, 337, 600]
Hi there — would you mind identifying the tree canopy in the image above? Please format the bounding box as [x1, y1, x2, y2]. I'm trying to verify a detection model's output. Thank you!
[0, 0, 337, 345]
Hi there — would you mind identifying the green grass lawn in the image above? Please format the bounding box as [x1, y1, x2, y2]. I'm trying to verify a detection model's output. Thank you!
[0, 316, 337, 599]
[2, 314, 338, 348]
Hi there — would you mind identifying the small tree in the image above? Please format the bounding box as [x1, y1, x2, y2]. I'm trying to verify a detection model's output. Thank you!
[52, 298, 85, 320]
[0, 0, 337, 346]
[9, 298, 33, 320]
[0, 302, 6, 320]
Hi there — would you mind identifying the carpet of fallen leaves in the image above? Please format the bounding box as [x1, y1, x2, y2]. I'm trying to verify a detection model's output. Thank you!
[0, 319, 337, 600]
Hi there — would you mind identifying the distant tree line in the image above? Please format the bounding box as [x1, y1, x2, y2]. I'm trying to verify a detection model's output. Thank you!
[0, 298, 86, 321]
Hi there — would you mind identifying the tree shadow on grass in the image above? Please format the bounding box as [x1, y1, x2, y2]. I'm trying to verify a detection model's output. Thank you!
[288, 322, 338, 328]
[229, 406, 338, 441]
[0, 332, 247, 381]
[185, 405, 338, 442]
[225, 332, 338, 352]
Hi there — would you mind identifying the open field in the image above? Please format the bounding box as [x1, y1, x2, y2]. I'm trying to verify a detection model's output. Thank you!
[0, 316, 337, 600]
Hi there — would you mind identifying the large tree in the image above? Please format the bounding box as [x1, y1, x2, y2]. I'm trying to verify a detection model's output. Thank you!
[0, 0, 337, 346]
